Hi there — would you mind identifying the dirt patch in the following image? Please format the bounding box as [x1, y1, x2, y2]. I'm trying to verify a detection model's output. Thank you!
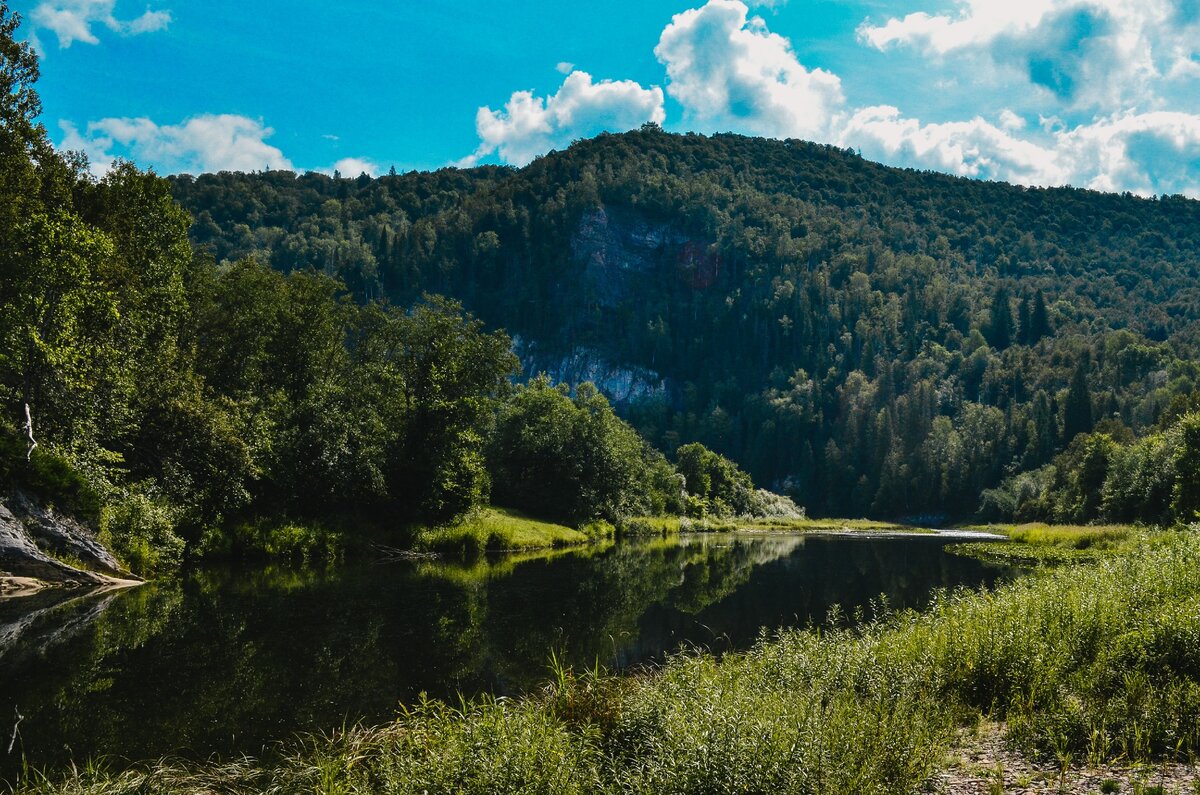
[933, 722, 1200, 794]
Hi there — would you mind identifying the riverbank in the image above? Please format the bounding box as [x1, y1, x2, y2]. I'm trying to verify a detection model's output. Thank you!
[416, 510, 920, 557]
[416, 507, 594, 556]
[617, 514, 919, 535]
[950, 522, 1146, 564]
[15, 526, 1199, 794]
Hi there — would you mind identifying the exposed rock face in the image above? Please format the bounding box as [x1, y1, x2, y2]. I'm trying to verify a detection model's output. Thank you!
[8, 492, 126, 577]
[572, 205, 721, 307]
[0, 493, 134, 589]
[1, 503, 105, 585]
[515, 339, 669, 406]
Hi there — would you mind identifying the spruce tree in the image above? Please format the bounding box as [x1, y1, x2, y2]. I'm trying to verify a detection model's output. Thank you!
[1063, 356, 1094, 442]
[988, 284, 1013, 349]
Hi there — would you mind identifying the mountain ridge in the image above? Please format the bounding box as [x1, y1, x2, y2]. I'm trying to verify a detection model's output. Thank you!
[169, 128, 1200, 518]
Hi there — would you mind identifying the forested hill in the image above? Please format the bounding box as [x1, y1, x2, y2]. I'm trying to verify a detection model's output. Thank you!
[170, 128, 1200, 519]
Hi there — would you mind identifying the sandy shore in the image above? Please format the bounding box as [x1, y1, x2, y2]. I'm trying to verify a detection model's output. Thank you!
[0, 573, 142, 599]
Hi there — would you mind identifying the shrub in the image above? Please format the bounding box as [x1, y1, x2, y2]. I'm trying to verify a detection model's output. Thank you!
[100, 488, 185, 575]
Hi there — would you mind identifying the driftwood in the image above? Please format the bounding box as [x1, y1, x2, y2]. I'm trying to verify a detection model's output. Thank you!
[372, 543, 440, 561]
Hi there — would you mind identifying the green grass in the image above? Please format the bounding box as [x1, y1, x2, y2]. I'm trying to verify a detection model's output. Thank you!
[417, 507, 589, 556]
[953, 522, 1145, 564]
[23, 528, 1200, 794]
[619, 514, 924, 536]
[776, 517, 926, 533]
[195, 519, 346, 563]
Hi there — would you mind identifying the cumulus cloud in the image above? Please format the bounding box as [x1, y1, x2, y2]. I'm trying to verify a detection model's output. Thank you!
[1055, 111, 1200, 196]
[59, 114, 292, 176]
[330, 157, 381, 177]
[460, 70, 665, 167]
[451, 0, 1200, 196]
[999, 109, 1027, 130]
[32, 0, 171, 48]
[654, 0, 844, 140]
[859, 1, 1200, 111]
[838, 106, 1065, 185]
[839, 106, 1200, 197]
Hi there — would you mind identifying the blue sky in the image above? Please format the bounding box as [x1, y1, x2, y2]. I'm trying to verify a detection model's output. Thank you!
[15, 0, 1200, 196]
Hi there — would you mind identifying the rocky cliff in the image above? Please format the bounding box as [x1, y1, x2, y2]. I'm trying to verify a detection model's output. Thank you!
[0, 492, 137, 595]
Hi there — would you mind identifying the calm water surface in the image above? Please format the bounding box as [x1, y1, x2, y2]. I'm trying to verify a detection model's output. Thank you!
[0, 532, 1011, 779]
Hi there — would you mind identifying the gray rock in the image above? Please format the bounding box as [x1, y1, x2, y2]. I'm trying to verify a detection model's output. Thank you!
[9, 491, 128, 577]
[0, 502, 109, 584]
[572, 205, 722, 309]
[0, 493, 136, 586]
[514, 337, 669, 407]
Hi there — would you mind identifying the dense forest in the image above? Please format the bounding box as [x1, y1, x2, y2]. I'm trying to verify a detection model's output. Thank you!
[2, 5, 788, 576]
[170, 122, 1200, 522]
[5, 0, 1200, 571]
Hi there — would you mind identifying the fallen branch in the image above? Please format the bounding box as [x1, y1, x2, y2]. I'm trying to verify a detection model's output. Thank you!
[372, 544, 440, 561]
[7, 706, 22, 755]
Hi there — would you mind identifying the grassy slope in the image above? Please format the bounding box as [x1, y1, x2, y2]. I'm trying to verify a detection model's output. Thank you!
[417, 507, 589, 555]
[952, 522, 1147, 564]
[22, 527, 1200, 794]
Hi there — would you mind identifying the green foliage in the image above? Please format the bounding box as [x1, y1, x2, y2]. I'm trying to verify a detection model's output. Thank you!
[195, 519, 345, 563]
[168, 127, 1200, 521]
[1171, 413, 1200, 521]
[100, 487, 184, 575]
[417, 507, 588, 556]
[0, 424, 101, 520]
[490, 375, 682, 524]
[954, 523, 1143, 565]
[675, 441, 757, 517]
[0, 7, 529, 566]
[986, 411, 1200, 526]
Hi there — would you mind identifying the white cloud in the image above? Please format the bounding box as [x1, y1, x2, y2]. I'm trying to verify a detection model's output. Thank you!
[1054, 111, 1200, 196]
[330, 157, 381, 177]
[451, 0, 1200, 196]
[461, 70, 665, 167]
[59, 114, 292, 176]
[32, 0, 171, 48]
[654, 0, 844, 140]
[839, 105, 1200, 197]
[859, 1, 1200, 112]
[999, 109, 1027, 130]
[556, 61, 574, 75]
[125, 8, 170, 34]
[838, 106, 1064, 184]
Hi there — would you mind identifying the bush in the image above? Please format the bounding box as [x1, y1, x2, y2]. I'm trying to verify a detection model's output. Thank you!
[100, 488, 185, 575]
[195, 520, 345, 563]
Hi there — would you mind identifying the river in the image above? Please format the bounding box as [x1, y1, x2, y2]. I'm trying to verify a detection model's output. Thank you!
[0, 531, 1011, 780]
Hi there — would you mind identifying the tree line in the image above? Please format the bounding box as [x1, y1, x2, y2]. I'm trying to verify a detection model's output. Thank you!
[0, 6, 774, 575]
[171, 123, 1200, 521]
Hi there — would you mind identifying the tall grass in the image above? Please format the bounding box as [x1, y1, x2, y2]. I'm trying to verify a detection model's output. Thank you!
[17, 529, 1200, 794]
[956, 522, 1147, 564]
[417, 507, 588, 557]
